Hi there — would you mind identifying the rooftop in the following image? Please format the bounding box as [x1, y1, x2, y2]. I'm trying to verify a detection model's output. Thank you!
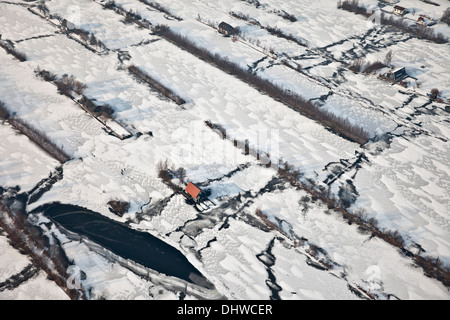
[185, 182, 201, 198]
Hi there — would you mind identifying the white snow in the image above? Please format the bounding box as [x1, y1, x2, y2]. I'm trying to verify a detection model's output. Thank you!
[0, 0, 449, 300]
[0, 123, 59, 190]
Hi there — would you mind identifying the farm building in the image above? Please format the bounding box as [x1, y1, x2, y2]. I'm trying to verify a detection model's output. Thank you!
[79, 96, 114, 118]
[417, 15, 437, 26]
[185, 182, 202, 202]
[385, 67, 407, 82]
[393, 5, 406, 16]
[218, 22, 235, 36]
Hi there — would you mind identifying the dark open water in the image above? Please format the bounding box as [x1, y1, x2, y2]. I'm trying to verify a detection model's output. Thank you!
[40, 203, 208, 287]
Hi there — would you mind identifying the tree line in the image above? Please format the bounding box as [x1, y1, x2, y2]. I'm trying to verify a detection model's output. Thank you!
[0, 100, 71, 164]
[153, 25, 370, 145]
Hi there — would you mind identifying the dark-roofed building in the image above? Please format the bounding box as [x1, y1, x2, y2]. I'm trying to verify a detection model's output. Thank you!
[393, 5, 406, 16]
[218, 22, 235, 36]
[385, 67, 407, 82]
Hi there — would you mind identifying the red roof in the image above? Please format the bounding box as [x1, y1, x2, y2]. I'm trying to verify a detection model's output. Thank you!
[185, 182, 201, 198]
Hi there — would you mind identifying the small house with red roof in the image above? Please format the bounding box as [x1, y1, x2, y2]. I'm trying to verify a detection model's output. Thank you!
[185, 182, 202, 202]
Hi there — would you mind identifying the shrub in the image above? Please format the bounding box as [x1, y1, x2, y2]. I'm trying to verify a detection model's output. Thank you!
[204, 120, 226, 139]
[279, 11, 297, 22]
[349, 57, 365, 72]
[340, 0, 366, 15]
[175, 167, 187, 184]
[264, 25, 305, 46]
[37, 2, 50, 15]
[73, 79, 87, 95]
[430, 88, 440, 99]
[0, 100, 10, 120]
[125, 10, 142, 23]
[363, 60, 386, 74]
[35, 67, 57, 82]
[0, 41, 27, 61]
[244, 0, 262, 8]
[96, 103, 115, 119]
[414, 254, 450, 288]
[441, 8, 450, 25]
[156, 159, 173, 182]
[104, 0, 116, 9]
[54, 74, 87, 96]
[107, 200, 130, 216]
[384, 50, 393, 66]
[254, 207, 278, 231]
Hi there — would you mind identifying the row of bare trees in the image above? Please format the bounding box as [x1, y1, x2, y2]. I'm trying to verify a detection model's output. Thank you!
[128, 65, 186, 105]
[104, 0, 152, 28]
[0, 198, 86, 299]
[35, 67, 87, 97]
[154, 25, 369, 144]
[274, 10, 297, 22]
[138, 0, 183, 21]
[0, 100, 71, 164]
[55, 74, 87, 97]
[349, 58, 387, 73]
[156, 159, 185, 193]
[229, 11, 306, 47]
[0, 40, 27, 62]
[34, 68, 117, 118]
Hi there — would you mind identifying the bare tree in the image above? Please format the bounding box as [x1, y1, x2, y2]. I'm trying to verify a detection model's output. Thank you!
[89, 34, 97, 47]
[156, 159, 172, 182]
[441, 7, 450, 25]
[349, 57, 365, 72]
[176, 167, 186, 184]
[430, 88, 440, 99]
[0, 100, 10, 120]
[73, 80, 87, 95]
[384, 50, 393, 66]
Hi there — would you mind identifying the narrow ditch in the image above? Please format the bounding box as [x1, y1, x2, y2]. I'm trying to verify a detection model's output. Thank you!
[256, 237, 282, 300]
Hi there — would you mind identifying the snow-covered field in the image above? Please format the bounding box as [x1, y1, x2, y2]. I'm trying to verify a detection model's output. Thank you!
[0, 0, 449, 300]
[0, 228, 68, 299]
